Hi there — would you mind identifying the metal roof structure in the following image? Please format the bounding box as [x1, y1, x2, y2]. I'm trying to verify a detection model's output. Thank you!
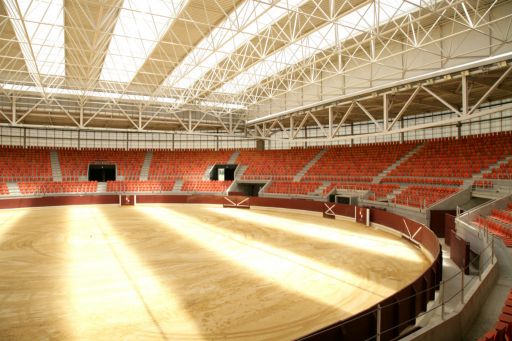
[0, 0, 511, 135]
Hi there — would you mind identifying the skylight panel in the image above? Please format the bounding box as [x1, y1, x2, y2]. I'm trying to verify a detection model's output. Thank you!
[100, 0, 187, 83]
[164, 0, 305, 90]
[1, 83, 247, 109]
[4, 0, 65, 77]
[218, 0, 433, 95]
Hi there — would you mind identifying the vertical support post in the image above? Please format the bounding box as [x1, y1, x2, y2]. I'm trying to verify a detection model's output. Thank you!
[304, 125, 308, 148]
[400, 118, 404, 143]
[78, 130, 81, 150]
[216, 133, 219, 151]
[383, 93, 388, 131]
[441, 280, 445, 319]
[328, 106, 333, 139]
[79, 104, 83, 127]
[462, 72, 468, 115]
[138, 110, 142, 131]
[12, 96, 16, 125]
[460, 267, 465, 304]
[126, 132, 129, 151]
[376, 304, 382, 341]
[478, 254, 482, 281]
[23, 127, 26, 148]
[289, 115, 294, 141]
[491, 236, 494, 264]
[350, 122, 354, 146]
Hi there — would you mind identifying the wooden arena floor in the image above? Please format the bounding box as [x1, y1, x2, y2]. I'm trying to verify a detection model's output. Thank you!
[0, 204, 429, 340]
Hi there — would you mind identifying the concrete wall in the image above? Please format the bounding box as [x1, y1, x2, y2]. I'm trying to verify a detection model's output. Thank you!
[401, 261, 498, 341]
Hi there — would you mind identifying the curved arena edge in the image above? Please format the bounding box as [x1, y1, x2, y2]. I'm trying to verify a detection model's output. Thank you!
[0, 194, 442, 341]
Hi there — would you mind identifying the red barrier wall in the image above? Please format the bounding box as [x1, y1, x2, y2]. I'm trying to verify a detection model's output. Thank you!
[444, 214, 456, 246]
[430, 209, 457, 237]
[0, 195, 118, 209]
[0, 194, 441, 341]
[450, 230, 470, 275]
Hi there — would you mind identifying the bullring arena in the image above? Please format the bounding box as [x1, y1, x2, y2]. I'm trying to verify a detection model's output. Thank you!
[0, 0, 512, 340]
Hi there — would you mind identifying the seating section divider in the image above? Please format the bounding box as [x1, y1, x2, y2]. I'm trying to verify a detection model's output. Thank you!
[18, 181, 98, 195]
[323, 182, 399, 199]
[265, 181, 322, 195]
[107, 180, 175, 193]
[182, 180, 233, 192]
[393, 186, 460, 208]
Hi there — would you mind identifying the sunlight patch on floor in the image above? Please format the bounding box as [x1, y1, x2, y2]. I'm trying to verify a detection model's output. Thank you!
[207, 206, 425, 264]
[138, 205, 396, 313]
[65, 206, 200, 340]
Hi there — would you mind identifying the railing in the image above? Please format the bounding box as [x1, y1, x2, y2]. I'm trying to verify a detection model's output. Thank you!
[240, 174, 294, 181]
[299, 230, 496, 341]
[457, 193, 512, 225]
[473, 179, 512, 194]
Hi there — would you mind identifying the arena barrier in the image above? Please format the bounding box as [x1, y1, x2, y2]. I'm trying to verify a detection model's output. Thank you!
[0, 194, 442, 341]
[223, 195, 250, 209]
[322, 203, 336, 219]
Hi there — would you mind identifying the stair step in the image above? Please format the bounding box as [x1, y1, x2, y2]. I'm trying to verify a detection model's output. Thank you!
[97, 182, 107, 193]
[373, 143, 424, 184]
[294, 149, 327, 182]
[203, 165, 214, 180]
[6, 182, 20, 196]
[140, 151, 153, 181]
[50, 150, 62, 182]
[234, 165, 248, 179]
[173, 179, 183, 192]
[228, 150, 240, 164]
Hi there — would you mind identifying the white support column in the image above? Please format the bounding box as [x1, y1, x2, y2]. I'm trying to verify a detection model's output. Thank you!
[328, 106, 333, 139]
[383, 93, 388, 131]
[289, 115, 294, 141]
[12, 97, 16, 125]
[461, 72, 468, 115]
[79, 105, 84, 128]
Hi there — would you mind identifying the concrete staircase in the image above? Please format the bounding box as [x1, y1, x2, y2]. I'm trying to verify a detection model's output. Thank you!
[228, 150, 240, 164]
[294, 149, 326, 182]
[140, 151, 153, 180]
[50, 150, 62, 182]
[470, 155, 512, 183]
[97, 182, 107, 193]
[312, 181, 331, 196]
[372, 143, 424, 184]
[6, 182, 20, 196]
[234, 165, 248, 179]
[386, 186, 406, 202]
[173, 179, 183, 192]
[203, 165, 214, 180]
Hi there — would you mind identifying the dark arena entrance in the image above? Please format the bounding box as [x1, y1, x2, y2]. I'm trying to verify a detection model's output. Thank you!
[88, 164, 116, 182]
